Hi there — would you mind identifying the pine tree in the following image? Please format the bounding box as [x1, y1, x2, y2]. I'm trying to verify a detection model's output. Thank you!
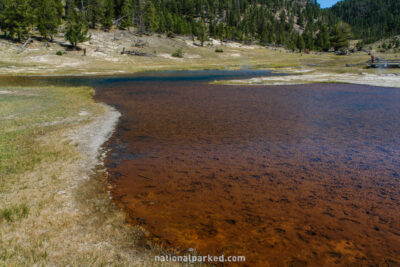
[197, 21, 207, 46]
[297, 12, 304, 28]
[36, 0, 63, 41]
[302, 30, 314, 50]
[120, 0, 133, 30]
[0, 0, 357, 52]
[330, 22, 352, 51]
[0, 0, 34, 41]
[101, 0, 114, 31]
[330, 0, 400, 42]
[143, 0, 158, 32]
[165, 12, 174, 32]
[65, 0, 72, 18]
[86, 0, 102, 29]
[297, 35, 305, 52]
[64, 5, 91, 49]
[260, 29, 268, 45]
[315, 25, 331, 51]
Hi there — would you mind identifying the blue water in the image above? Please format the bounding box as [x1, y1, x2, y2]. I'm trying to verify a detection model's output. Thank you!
[0, 69, 283, 88]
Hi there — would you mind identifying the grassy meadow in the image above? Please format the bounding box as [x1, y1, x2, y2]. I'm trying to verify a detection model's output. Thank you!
[0, 86, 181, 266]
[1, 30, 399, 77]
[0, 31, 399, 266]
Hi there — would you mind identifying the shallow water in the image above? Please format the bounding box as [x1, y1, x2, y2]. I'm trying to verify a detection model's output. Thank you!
[91, 72, 400, 266]
[5, 71, 400, 266]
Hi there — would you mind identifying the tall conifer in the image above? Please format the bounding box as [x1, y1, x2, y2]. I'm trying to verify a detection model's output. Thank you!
[36, 0, 63, 41]
[65, 3, 91, 48]
[0, 0, 34, 41]
[101, 0, 114, 31]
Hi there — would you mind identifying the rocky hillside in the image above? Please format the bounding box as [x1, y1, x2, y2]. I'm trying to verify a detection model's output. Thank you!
[0, 0, 334, 51]
[329, 0, 400, 43]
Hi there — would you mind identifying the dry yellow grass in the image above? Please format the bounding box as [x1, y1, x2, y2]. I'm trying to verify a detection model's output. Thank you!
[0, 86, 184, 266]
[1, 31, 399, 266]
[1, 29, 398, 77]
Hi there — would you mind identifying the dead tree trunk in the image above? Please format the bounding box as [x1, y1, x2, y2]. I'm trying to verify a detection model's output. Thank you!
[19, 36, 32, 53]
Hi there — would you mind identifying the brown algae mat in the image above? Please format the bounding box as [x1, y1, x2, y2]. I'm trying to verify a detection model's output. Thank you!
[95, 79, 400, 266]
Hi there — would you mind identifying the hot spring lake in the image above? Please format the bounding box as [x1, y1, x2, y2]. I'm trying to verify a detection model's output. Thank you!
[10, 70, 400, 266]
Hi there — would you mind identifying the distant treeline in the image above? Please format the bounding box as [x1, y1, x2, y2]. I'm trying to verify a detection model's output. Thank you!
[330, 0, 400, 43]
[0, 0, 354, 51]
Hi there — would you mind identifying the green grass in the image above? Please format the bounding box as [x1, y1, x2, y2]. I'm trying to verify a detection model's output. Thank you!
[0, 86, 101, 183]
[0, 85, 183, 266]
[172, 48, 183, 58]
[0, 203, 29, 222]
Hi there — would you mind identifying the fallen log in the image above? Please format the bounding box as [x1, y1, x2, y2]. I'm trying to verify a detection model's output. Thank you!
[121, 48, 152, 57]
[367, 59, 400, 68]
[18, 37, 33, 53]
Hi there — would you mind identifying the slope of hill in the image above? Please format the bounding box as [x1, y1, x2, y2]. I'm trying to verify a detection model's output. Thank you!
[125, 0, 327, 49]
[329, 0, 400, 42]
[0, 0, 333, 51]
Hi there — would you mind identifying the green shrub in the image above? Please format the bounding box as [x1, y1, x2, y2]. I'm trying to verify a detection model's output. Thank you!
[172, 48, 183, 58]
[215, 48, 224, 53]
[167, 31, 175, 38]
[56, 51, 63, 56]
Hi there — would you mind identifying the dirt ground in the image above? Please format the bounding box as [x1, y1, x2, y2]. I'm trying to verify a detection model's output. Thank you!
[1, 31, 400, 266]
[0, 86, 180, 266]
[1, 29, 399, 78]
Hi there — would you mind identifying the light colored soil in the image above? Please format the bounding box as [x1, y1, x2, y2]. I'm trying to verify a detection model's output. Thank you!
[1, 29, 398, 78]
[1, 30, 399, 266]
[214, 71, 400, 88]
[0, 86, 179, 266]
